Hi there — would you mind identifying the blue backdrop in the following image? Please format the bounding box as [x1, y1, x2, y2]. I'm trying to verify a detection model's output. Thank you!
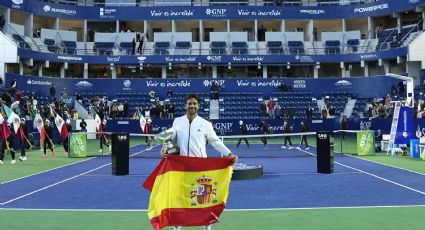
[17, 48, 408, 65]
[6, 74, 401, 99]
[2, 0, 424, 20]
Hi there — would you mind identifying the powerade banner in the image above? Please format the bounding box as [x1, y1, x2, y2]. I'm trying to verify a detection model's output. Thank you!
[18, 48, 408, 64]
[356, 130, 375, 156]
[5, 74, 400, 99]
[394, 106, 415, 145]
[1, 0, 424, 20]
[69, 132, 87, 158]
[410, 139, 420, 158]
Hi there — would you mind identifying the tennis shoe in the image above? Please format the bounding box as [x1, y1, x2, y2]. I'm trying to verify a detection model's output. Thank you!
[99, 149, 103, 153]
[23, 156, 27, 161]
[306, 147, 310, 150]
[296, 147, 301, 150]
[281, 145, 286, 149]
[19, 156, 23, 162]
[11, 160, 16, 164]
[264, 145, 268, 149]
[0, 160, 3, 165]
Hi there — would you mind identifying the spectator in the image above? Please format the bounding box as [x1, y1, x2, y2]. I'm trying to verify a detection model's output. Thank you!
[321, 106, 328, 119]
[306, 106, 314, 119]
[123, 101, 129, 117]
[259, 101, 267, 118]
[167, 88, 173, 98]
[88, 30, 94, 42]
[267, 97, 275, 119]
[328, 106, 336, 118]
[132, 38, 136, 55]
[0, 13, 5, 32]
[80, 118, 87, 132]
[50, 84, 56, 98]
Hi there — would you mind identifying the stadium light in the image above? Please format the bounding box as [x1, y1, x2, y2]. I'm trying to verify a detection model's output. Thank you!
[228, 62, 231, 69]
[168, 63, 172, 70]
[258, 62, 261, 69]
[139, 63, 143, 70]
[198, 62, 201, 70]
[110, 63, 114, 70]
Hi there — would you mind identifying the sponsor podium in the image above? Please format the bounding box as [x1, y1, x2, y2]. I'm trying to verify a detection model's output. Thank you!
[316, 131, 334, 174]
[111, 133, 129, 176]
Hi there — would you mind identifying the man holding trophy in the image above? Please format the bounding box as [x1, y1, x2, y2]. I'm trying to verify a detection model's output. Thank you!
[157, 93, 237, 230]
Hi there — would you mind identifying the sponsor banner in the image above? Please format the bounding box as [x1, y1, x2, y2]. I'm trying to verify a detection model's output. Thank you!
[357, 130, 375, 156]
[410, 139, 420, 158]
[18, 48, 408, 65]
[1, 0, 424, 20]
[69, 132, 87, 158]
[395, 106, 415, 145]
[6, 74, 400, 99]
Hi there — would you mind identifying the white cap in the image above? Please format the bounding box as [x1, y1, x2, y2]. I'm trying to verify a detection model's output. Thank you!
[66, 119, 71, 124]
[239, 120, 243, 125]
[147, 118, 152, 122]
[103, 119, 107, 124]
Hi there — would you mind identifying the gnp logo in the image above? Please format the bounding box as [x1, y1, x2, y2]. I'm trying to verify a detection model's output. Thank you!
[354, 3, 388, 13]
[118, 135, 127, 141]
[334, 80, 352, 86]
[206, 56, 222, 62]
[205, 8, 227, 17]
[203, 80, 225, 87]
[26, 79, 52, 86]
[409, 0, 419, 4]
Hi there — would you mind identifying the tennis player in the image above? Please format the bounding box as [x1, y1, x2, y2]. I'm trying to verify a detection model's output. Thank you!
[161, 93, 237, 230]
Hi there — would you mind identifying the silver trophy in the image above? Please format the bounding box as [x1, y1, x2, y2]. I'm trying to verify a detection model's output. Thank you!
[155, 128, 180, 155]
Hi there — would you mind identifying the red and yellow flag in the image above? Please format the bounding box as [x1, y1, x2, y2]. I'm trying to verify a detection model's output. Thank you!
[143, 155, 233, 230]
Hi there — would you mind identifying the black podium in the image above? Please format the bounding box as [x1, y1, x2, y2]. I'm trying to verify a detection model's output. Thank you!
[316, 131, 334, 174]
[111, 133, 129, 175]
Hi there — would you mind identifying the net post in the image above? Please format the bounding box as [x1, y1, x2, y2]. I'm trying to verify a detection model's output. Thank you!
[111, 132, 129, 176]
[316, 131, 334, 174]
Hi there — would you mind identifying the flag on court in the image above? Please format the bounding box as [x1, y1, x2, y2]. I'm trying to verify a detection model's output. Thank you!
[3, 104, 20, 133]
[143, 155, 233, 230]
[94, 113, 102, 137]
[54, 113, 68, 141]
[139, 114, 146, 133]
[0, 113, 12, 141]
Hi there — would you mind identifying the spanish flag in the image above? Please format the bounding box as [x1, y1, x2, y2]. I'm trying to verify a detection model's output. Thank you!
[143, 155, 233, 230]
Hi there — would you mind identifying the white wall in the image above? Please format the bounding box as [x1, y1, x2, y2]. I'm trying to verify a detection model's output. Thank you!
[41, 28, 77, 42]
[9, 22, 24, 35]
[210, 32, 248, 42]
[94, 32, 117, 43]
[0, 31, 18, 85]
[408, 32, 425, 69]
[321, 31, 361, 43]
[265, 32, 304, 42]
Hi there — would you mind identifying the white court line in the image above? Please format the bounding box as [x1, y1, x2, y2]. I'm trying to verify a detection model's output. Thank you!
[263, 171, 362, 176]
[2, 158, 94, 185]
[2, 144, 151, 185]
[346, 154, 425, 177]
[1, 144, 159, 206]
[299, 149, 425, 196]
[4, 204, 425, 212]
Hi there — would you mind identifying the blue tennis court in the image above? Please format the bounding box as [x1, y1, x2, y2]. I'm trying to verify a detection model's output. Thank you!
[3, 144, 425, 212]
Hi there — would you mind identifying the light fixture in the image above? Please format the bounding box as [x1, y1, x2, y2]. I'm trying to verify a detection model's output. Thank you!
[168, 63, 172, 70]
[228, 62, 231, 69]
[198, 62, 201, 70]
[258, 62, 261, 69]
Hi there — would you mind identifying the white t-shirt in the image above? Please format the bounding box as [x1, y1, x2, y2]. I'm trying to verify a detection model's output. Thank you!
[171, 115, 231, 158]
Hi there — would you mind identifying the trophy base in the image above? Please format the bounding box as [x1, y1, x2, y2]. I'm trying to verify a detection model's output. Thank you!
[232, 163, 263, 180]
[166, 147, 180, 155]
